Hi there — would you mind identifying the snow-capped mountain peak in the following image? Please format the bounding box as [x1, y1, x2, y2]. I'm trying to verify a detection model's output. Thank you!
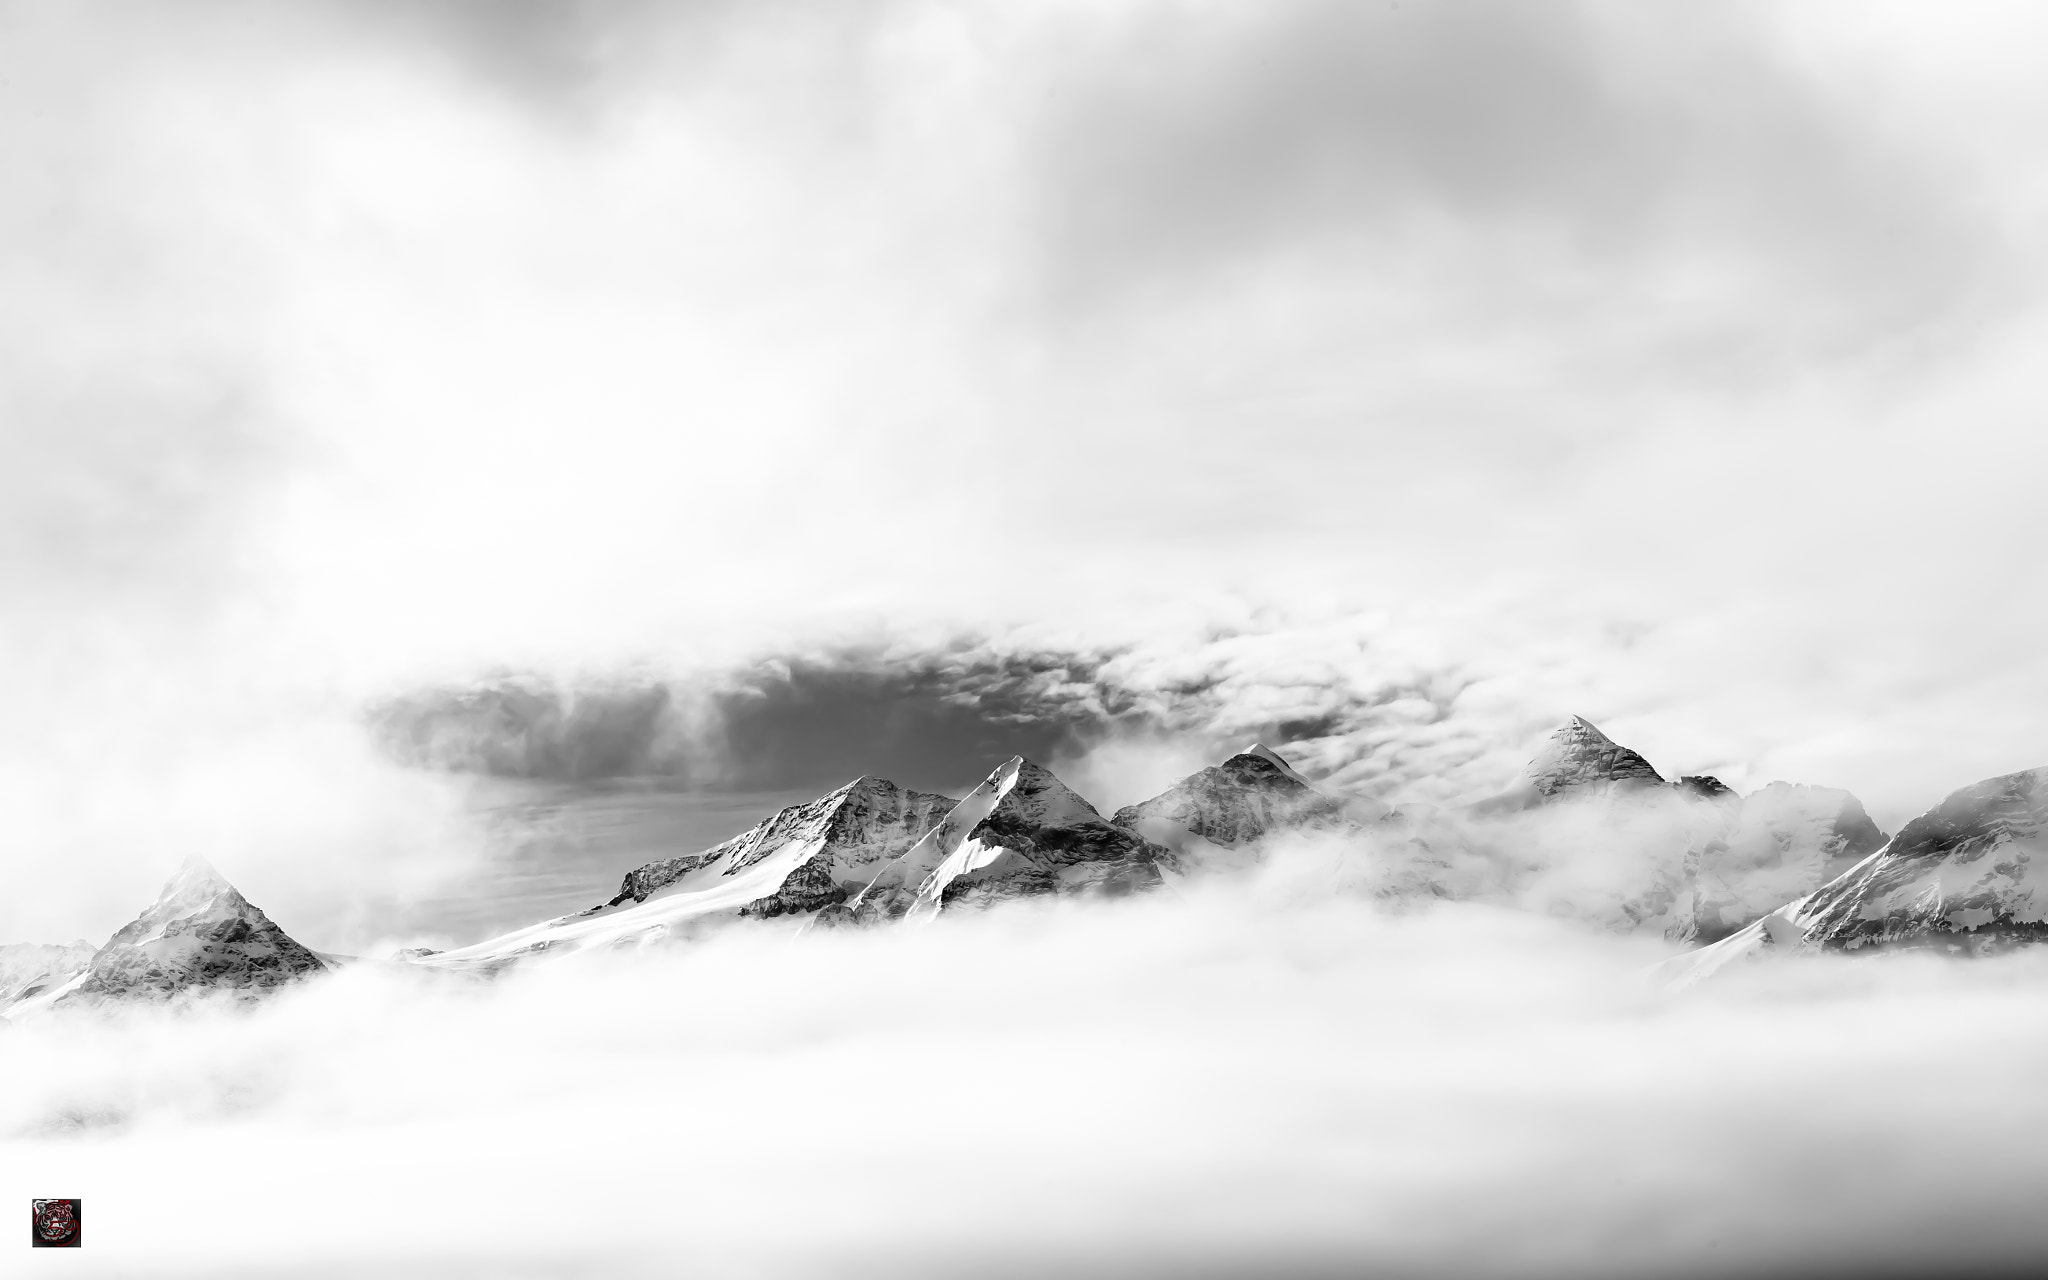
[1521, 715, 1665, 799]
[837, 756, 1172, 925]
[412, 774, 958, 968]
[6, 857, 327, 1016]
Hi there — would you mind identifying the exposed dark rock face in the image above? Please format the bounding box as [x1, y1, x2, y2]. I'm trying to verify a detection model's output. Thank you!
[54, 858, 327, 1008]
[738, 852, 847, 919]
[834, 757, 1175, 925]
[1675, 775, 1738, 802]
[1111, 745, 1347, 856]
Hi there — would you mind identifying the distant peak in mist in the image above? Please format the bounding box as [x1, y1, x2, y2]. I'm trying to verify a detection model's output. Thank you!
[6, 857, 327, 1019]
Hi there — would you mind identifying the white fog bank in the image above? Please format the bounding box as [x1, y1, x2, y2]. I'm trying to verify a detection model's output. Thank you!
[9, 861, 2048, 1279]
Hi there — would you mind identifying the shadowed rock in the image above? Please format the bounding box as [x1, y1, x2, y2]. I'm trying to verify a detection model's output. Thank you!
[831, 757, 1174, 925]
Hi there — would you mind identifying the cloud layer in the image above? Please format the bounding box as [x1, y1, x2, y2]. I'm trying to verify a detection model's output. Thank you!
[4, 1, 2048, 959]
[12, 875, 2048, 1278]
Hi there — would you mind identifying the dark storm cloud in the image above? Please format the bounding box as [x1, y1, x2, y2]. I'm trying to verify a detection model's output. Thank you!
[369, 643, 1167, 793]
[367, 631, 1481, 803]
[1032, 0, 2004, 363]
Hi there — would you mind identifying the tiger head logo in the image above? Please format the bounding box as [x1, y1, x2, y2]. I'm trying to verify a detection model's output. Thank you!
[33, 1199, 78, 1246]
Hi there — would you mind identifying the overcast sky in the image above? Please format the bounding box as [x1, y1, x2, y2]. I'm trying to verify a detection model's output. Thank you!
[5, 0, 2048, 943]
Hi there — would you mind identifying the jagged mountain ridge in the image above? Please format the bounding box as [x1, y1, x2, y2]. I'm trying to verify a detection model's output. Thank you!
[14, 729, 2023, 1008]
[830, 756, 1178, 926]
[413, 775, 959, 967]
[599, 776, 958, 914]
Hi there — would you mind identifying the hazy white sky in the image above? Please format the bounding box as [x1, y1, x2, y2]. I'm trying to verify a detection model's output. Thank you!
[5, 0, 2048, 942]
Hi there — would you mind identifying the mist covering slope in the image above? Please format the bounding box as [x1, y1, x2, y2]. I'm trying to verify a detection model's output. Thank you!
[13, 728, 2037, 1012]
[0, 939, 95, 1006]
[1111, 743, 1353, 872]
[1364, 716, 1892, 944]
[1690, 782, 1888, 942]
[1668, 765, 2048, 985]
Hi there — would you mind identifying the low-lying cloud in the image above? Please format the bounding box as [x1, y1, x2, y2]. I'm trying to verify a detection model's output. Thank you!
[10, 864, 2048, 1278]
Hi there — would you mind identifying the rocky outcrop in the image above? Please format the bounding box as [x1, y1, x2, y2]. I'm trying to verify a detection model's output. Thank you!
[1675, 775, 1738, 803]
[831, 757, 1175, 925]
[50, 858, 327, 1008]
[1111, 744, 1349, 864]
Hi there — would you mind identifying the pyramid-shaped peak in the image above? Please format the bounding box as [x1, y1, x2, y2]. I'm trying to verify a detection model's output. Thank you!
[986, 756, 1106, 824]
[157, 855, 246, 906]
[1523, 716, 1663, 798]
[47, 854, 327, 1008]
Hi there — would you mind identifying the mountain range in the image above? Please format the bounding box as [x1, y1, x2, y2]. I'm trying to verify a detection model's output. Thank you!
[8, 721, 2045, 1014]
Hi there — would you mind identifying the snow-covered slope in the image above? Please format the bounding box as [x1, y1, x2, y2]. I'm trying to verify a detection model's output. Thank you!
[832, 757, 1175, 925]
[413, 775, 956, 968]
[0, 940, 96, 1007]
[1665, 765, 2048, 983]
[1111, 743, 1350, 871]
[6, 858, 328, 1015]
